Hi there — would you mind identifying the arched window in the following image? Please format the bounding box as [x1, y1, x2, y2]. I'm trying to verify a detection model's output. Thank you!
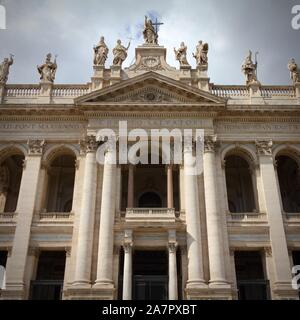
[276, 155, 300, 213]
[225, 155, 256, 213]
[45, 155, 75, 213]
[138, 192, 162, 208]
[0, 154, 24, 213]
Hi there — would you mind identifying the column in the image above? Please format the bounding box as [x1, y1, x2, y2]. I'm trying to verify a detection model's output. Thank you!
[4, 140, 44, 299]
[256, 140, 297, 299]
[73, 136, 98, 286]
[122, 230, 133, 300]
[203, 136, 228, 287]
[94, 145, 117, 288]
[127, 164, 134, 208]
[167, 165, 174, 209]
[168, 230, 178, 300]
[183, 141, 206, 290]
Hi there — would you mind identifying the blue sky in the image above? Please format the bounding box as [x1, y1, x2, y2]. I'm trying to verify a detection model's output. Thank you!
[0, 0, 299, 85]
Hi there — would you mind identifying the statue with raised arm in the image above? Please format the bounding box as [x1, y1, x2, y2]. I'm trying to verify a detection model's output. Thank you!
[143, 16, 158, 45]
[94, 36, 109, 66]
[113, 40, 130, 67]
[0, 54, 14, 84]
[193, 41, 209, 67]
[288, 58, 300, 84]
[37, 53, 57, 82]
[242, 50, 258, 84]
[174, 42, 190, 67]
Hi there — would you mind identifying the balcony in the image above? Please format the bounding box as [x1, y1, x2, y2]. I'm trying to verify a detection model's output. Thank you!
[227, 212, 267, 224]
[124, 208, 178, 224]
[0, 212, 17, 225]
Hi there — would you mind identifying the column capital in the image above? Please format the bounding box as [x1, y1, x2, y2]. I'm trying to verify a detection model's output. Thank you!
[123, 242, 133, 254]
[79, 135, 99, 154]
[204, 135, 218, 153]
[65, 247, 72, 258]
[264, 246, 272, 257]
[168, 242, 178, 254]
[27, 139, 46, 156]
[28, 246, 39, 257]
[255, 139, 273, 156]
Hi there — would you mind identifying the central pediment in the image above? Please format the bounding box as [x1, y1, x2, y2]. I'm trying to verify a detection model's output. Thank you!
[75, 72, 226, 106]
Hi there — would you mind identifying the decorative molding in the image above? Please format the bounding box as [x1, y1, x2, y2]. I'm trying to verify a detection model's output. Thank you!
[255, 139, 273, 156]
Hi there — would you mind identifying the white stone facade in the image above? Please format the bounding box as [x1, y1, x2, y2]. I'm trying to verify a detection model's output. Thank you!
[0, 41, 299, 300]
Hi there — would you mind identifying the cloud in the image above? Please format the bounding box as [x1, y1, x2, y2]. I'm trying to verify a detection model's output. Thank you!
[0, 0, 299, 85]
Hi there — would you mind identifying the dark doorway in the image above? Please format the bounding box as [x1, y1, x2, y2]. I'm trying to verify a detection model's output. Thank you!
[30, 251, 66, 300]
[234, 251, 270, 300]
[138, 192, 162, 208]
[133, 250, 168, 300]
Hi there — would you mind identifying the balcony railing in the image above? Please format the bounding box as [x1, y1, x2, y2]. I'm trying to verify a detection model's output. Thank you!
[0, 212, 17, 224]
[124, 208, 177, 223]
[38, 212, 74, 220]
[227, 212, 267, 224]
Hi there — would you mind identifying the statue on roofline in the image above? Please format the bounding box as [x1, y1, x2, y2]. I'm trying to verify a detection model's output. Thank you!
[288, 58, 300, 84]
[174, 42, 190, 67]
[0, 54, 14, 84]
[94, 36, 109, 66]
[37, 53, 57, 83]
[143, 16, 158, 45]
[113, 39, 130, 67]
[242, 50, 259, 85]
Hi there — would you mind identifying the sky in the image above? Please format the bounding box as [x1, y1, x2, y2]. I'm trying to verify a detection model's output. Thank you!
[0, 0, 299, 85]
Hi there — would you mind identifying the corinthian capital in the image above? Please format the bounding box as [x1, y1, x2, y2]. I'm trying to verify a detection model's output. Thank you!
[255, 139, 273, 156]
[27, 139, 46, 155]
[204, 135, 217, 153]
[168, 242, 178, 254]
[79, 135, 98, 154]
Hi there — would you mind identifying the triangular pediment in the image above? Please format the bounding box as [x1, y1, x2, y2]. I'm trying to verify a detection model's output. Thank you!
[75, 72, 226, 106]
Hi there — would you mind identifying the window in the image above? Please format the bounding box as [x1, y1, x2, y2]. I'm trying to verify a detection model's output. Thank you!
[276, 156, 300, 213]
[225, 155, 256, 213]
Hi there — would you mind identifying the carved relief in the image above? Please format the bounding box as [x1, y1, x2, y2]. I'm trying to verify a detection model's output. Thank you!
[137, 56, 163, 71]
[107, 86, 196, 104]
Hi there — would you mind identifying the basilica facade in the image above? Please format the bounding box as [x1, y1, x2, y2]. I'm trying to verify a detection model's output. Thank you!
[0, 22, 300, 300]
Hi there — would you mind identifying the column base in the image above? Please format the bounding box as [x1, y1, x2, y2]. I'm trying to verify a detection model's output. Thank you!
[71, 280, 92, 289]
[209, 280, 231, 289]
[272, 282, 299, 300]
[64, 287, 115, 300]
[186, 282, 233, 300]
[0, 282, 26, 300]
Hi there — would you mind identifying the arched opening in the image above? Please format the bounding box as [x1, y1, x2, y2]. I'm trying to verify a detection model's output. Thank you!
[0, 154, 24, 213]
[276, 155, 300, 213]
[225, 155, 256, 213]
[138, 192, 162, 208]
[45, 155, 75, 213]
